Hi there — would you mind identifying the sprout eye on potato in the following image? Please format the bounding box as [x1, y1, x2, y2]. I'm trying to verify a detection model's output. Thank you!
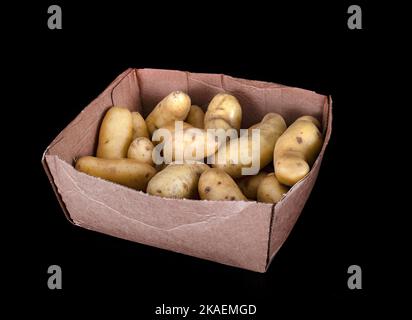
[75, 90, 324, 203]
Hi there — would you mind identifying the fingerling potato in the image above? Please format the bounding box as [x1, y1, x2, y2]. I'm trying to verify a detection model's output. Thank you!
[147, 162, 209, 199]
[185, 105, 205, 128]
[131, 111, 150, 139]
[212, 113, 286, 178]
[127, 137, 155, 166]
[145, 91, 191, 135]
[75, 156, 156, 191]
[274, 115, 323, 186]
[198, 168, 247, 201]
[96, 106, 133, 159]
[237, 171, 267, 200]
[152, 121, 220, 162]
[204, 93, 242, 130]
[257, 173, 289, 203]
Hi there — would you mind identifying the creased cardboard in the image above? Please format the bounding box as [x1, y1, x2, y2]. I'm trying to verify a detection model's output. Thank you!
[42, 68, 332, 273]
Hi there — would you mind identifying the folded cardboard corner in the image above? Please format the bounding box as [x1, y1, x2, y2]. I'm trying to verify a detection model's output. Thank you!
[42, 68, 332, 273]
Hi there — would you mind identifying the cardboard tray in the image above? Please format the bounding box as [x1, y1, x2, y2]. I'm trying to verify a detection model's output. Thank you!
[42, 68, 332, 273]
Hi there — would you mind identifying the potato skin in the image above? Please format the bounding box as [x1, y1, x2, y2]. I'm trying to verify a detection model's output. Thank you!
[212, 113, 286, 178]
[257, 173, 289, 203]
[96, 107, 133, 159]
[274, 115, 323, 186]
[153, 121, 220, 162]
[147, 162, 209, 199]
[186, 105, 205, 129]
[75, 156, 156, 191]
[127, 137, 155, 166]
[131, 112, 150, 139]
[204, 93, 242, 130]
[198, 168, 247, 201]
[237, 171, 267, 200]
[145, 91, 191, 135]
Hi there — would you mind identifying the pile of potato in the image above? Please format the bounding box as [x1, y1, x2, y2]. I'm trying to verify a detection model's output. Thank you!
[76, 91, 323, 203]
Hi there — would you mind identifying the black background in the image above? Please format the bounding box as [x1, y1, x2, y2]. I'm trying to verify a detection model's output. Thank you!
[12, 0, 400, 317]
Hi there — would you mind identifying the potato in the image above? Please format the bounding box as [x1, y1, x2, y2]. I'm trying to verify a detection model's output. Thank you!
[237, 171, 267, 200]
[127, 137, 155, 166]
[274, 115, 323, 186]
[75, 156, 156, 191]
[131, 111, 149, 139]
[198, 168, 247, 201]
[185, 105, 205, 128]
[153, 121, 194, 142]
[204, 93, 242, 130]
[212, 113, 286, 178]
[96, 106, 133, 159]
[147, 162, 209, 199]
[152, 121, 220, 162]
[145, 91, 191, 135]
[257, 173, 289, 203]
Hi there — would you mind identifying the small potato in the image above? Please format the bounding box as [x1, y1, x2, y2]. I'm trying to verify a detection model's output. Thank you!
[204, 93, 242, 130]
[127, 137, 155, 166]
[237, 171, 267, 200]
[257, 173, 289, 204]
[96, 106, 133, 159]
[185, 105, 205, 128]
[131, 112, 149, 139]
[145, 91, 191, 135]
[274, 115, 323, 186]
[147, 162, 209, 199]
[212, 113, 286, 178]
[75, 156, 156, 191]
[152, 121, 220, 162]
[198, 168, 247, 201]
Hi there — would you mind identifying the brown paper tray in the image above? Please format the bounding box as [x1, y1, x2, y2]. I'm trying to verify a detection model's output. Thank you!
[42, 68, 332, 272]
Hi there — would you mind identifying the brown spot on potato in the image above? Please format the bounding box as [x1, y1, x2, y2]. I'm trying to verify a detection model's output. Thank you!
[230, 196, 236, 200]
[205, 186, 211, 193]
[296, 137, 303, 144]
[225, 196, 229, 199]
[217, 181, 222, 185]
[145, 146, 151, 151]
[156, 189, 162, 193]
[145, 173, 150, 178]
[296, 162, 303, 167]
[104, 139, 110, 144]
